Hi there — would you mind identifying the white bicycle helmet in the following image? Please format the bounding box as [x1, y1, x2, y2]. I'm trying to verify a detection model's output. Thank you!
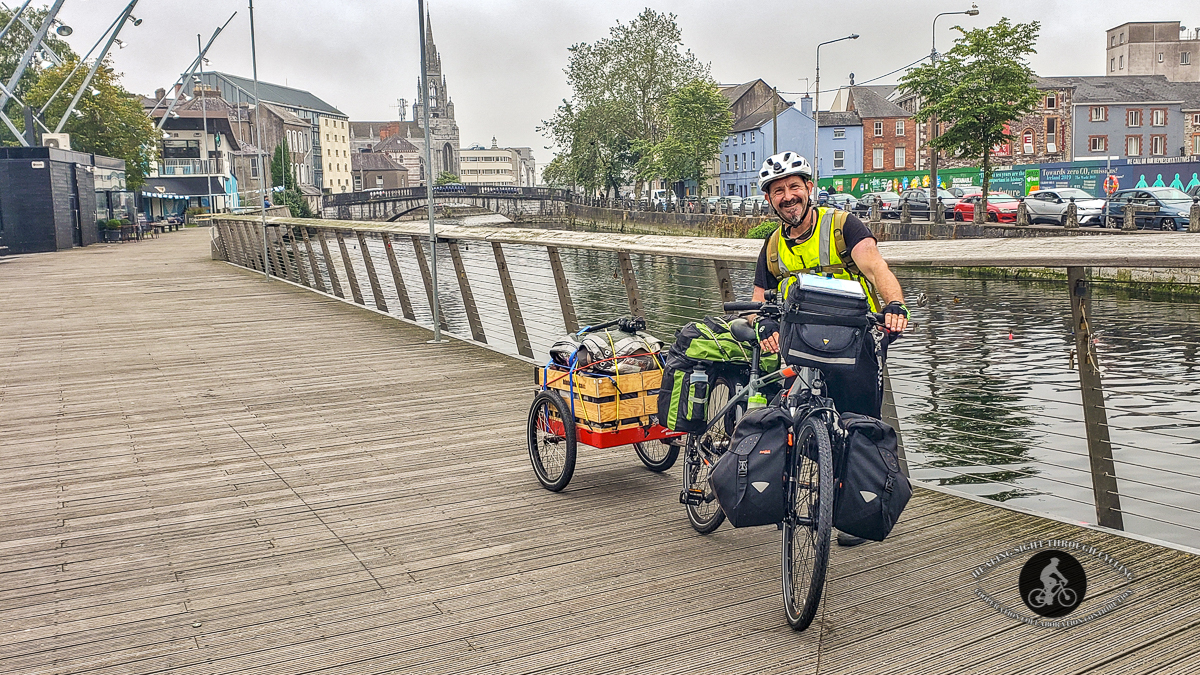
[758, 151, 812, 192]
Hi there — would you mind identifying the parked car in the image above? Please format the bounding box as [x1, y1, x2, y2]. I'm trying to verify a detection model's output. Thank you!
[947, 186, 967, 198]
[898, 188, 960, 219]
[851, 191, 901, 219]
[1024, 188, 1105, 226]
[1187, 183, 1200, 199]
[826, 193, 859, 212]
[1102, 187, 1193, 230]
[953, 192, 1020, 223]
[715, 195, 743, 213]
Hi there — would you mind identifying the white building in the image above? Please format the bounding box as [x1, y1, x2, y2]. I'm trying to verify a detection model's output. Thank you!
[460, 138, 535, 187]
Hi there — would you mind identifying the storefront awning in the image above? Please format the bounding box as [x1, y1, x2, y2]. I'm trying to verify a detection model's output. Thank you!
[142, 176, 225, 200]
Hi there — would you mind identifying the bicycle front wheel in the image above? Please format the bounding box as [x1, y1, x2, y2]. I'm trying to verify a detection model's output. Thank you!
[527, 390, 577, 491]
[782, 416, 834, 631]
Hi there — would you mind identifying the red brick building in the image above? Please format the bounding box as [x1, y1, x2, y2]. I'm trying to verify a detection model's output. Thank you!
[847, 86, 918, 173]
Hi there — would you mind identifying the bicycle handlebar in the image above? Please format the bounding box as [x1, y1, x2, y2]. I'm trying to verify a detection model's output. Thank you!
[722, 301, 763, 312]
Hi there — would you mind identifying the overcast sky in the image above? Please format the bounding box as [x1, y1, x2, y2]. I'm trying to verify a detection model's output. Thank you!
[56, 0, 1200, 167]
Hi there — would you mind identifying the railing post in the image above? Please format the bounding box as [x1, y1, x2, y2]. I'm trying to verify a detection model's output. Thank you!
[900, 199, 912, 224]
[492, 242, 534, 359]
[1189, 197, 1199, 233]
[447, 239, 486, 342]
[270, 226, 295, 281]
[300, 228, 327, 293]
[317, 230, 345, 299]
[287, 226, 311, 287]
[237, 222, 260, 271]
[713, 259, 735, 304]
[1065, 198, 1079, 229]
[380, 233, 415, 320]
[933, 197, 946, 225]
[880, 366, 908, 476]
[1016, 198, 1030, 226]
[546, 245, 579, 333]
[355, 231, 388, 311]
[869, 197, 881, 224]
[1122, 199, 1137, 231]
[410, 234, 448, 330]
[1067, 267, 1124, 531]
[617, 250, 644, 318]
[335, 231, 365, 305]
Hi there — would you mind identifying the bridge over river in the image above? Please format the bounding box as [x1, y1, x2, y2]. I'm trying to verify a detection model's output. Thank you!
[3, 226, 1200, 673]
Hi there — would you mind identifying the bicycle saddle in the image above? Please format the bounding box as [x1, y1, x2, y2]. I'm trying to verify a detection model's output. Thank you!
[729, 318, 758, 343]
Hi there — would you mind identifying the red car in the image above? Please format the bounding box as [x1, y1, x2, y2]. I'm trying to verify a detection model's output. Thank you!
[953, 192, 1020, 223]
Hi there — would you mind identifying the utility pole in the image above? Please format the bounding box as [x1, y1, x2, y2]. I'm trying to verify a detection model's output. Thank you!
[198, 34, 214, 213]
[772, 87, 778, 155]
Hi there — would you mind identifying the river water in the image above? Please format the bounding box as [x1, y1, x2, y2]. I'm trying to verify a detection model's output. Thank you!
[319, 212, 1200, 549]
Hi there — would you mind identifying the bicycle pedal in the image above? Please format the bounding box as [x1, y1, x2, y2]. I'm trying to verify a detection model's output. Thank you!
[680, 489, 706, 506]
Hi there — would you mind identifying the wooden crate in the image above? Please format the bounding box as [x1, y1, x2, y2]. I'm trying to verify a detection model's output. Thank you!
[536, 367, 661, 399]
[536, 366, 664, 429]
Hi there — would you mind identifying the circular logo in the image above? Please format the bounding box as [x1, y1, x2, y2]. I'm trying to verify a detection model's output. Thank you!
[1019, 550, 1087, 617]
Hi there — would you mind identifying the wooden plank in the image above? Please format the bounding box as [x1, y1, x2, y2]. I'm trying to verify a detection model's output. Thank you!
[410, 234, 448, 330]
[1067, 266, 1124, 530]
[301, 227, 328, 293]
[380, 233, 415, 320]
[546, 245, 578, 333]
[617, 249, 644, 317]
[356, 231, 388, 312]
[713, 259, 735, 303]
[492, 241, 533, 358]
[287, 226, 311, 287]
[317, 229, 344, 298]
[268, 226, 293, 280]
[447, 240, 486, 342]
[335, 231, 365, 305]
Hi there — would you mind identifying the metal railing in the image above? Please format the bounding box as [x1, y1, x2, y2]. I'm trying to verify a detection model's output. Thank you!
[210, 214, 1200, 550]
[158, 158, 223, 176]
[323, 185, 572, 207]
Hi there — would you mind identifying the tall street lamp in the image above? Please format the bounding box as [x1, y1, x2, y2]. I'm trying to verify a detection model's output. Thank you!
[928, 4, 979, 207]
[813, 34, 857, 185]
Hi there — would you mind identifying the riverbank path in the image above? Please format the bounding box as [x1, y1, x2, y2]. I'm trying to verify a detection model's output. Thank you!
[2, 228, 1199, 674]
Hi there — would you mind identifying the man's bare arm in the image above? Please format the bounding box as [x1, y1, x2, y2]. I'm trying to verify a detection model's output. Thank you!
[850, 238, 908, 332]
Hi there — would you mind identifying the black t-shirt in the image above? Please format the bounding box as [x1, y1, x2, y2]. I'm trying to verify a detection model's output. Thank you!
[754, 212, 875, 290]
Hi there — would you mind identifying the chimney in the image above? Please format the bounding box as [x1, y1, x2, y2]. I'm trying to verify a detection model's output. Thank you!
[491, 136, 498, 149]
[173, 83, 183, 100]
[801, 94, 813, 117]
[155, 87, 166, 101]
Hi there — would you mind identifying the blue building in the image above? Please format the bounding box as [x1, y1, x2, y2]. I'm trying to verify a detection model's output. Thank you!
[717, 81, 815, 198]
[817, 111, 864, 177]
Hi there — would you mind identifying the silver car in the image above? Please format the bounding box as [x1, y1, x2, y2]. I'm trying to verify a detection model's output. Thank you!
[1024, 188, 1105, 226]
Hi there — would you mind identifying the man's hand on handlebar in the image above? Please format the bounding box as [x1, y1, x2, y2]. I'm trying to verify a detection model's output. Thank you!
[882, 301, 910, 333]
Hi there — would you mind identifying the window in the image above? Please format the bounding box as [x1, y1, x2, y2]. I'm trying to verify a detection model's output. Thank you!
[734, 156, 739, 171]
[724, 155, 729, 172]
[1127, 109, 1142, 127]
[1045, 117, 1058, 152]
[1110, 58, 1116, 73]
[750, 132, 755, 142]
[833, 150, 845, 169]
[1193, 134, 1200, 155]
[872, 147, 884, 169]
[1090, 106, 1107, 122]
[750, 152, 755, 168]
[1022, 129, 1034, 154]
[1120, 55, 1124, 70]
[1089, 136, 1108, 152]
[833, 128, 845, 139]
[1150, 134, 1166, 156]
[1126, 135, 1142, 156]
[741, 153, 746, 169]
[894, 146, 905, 168]
[1045, 93, 1057, 109]
[376, 175, 384, 188]
[741, 133, 746, 143]
[1120, 33, 1125, 44]
[1183, 52, 1191, 65]
[1194, 113, 1200, 125]
[1151, 108, 1167, 126]
[895, 120, 905, 136]
[874, 121, 883, 136]
[1159, 52, 1165, 63]
[354, 175, 362, 190]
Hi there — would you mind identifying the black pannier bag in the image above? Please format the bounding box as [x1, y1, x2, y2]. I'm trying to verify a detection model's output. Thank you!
[834, 413, 912, 541]
[710, 407, 791, 527]
[780, 274, 871, 372]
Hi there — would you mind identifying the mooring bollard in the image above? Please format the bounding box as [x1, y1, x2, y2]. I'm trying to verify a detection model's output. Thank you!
[974, 200, 985, 224]
[900, 199, 912, 223]
[1123, 198, 1138, 231]
[1190, 197, 1200, 233]
[934, 198, 946, 225]
[739, 200, 746, 217]
[870, 197, 881, 223]
[752, 201, 760, 216]
[1065, 198, 1079, 229]
[1016, 198, 1030, 226]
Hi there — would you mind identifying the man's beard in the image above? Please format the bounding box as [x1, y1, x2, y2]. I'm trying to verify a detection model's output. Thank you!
[775, 195, 809, 227]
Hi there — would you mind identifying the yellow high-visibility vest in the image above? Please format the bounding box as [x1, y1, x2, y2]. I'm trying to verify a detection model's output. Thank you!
[765, 207, 880, 311]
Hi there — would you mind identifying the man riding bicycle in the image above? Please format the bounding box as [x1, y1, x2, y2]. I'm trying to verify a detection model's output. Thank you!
[751, 151, 909, 420]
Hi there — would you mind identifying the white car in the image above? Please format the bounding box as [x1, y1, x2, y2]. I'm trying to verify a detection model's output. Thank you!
[1024, 188, 1106, 226]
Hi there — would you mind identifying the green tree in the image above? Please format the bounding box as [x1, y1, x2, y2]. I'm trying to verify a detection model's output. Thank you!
[24, 57, 159, 189]
[899, 17, 1041, 215]
[434, 171, 460, 185]
[540, 8, 708, 199]
[637, 79, 731, 196]
[270, 138, 297, 190]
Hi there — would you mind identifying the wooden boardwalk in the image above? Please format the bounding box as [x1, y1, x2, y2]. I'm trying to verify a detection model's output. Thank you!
[2, 228, 1198, 675]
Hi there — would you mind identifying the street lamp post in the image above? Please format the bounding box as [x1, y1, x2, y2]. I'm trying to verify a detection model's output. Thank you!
[249, 0, 268, 278]
[928, 4, 979, 207]
[814, 34, 858, 185]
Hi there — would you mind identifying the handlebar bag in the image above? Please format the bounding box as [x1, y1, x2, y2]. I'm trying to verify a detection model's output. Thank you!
[833, 413, 911, 541]
[780, 275, 870, 372]
[711, 406, 791, 527]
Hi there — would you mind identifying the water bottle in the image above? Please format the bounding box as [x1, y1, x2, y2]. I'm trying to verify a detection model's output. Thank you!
[688, 368, 708, 420]
[747, 392, 768, 410]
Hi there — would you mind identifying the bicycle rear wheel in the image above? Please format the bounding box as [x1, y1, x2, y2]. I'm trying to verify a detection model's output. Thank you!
[682, 374, 738, 533]
[527, 390, 577, 491]
[782, 416, 833, 631]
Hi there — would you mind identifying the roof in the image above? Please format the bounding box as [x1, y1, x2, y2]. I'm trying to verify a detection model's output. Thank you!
[351, 152, 407, 172]
[730, 96, 800, 133]
[719, 81, 757, 106]
[818, 111, 861, 127]
[260, 102, 309, 127]
[206, 71, 345, 117]
[349, 121, 400, 140]
[857, 84, 897, 101]
[847, 86, 909, 119]
[375, 135, 420, 154]
[1036, 75, 1200, 108]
